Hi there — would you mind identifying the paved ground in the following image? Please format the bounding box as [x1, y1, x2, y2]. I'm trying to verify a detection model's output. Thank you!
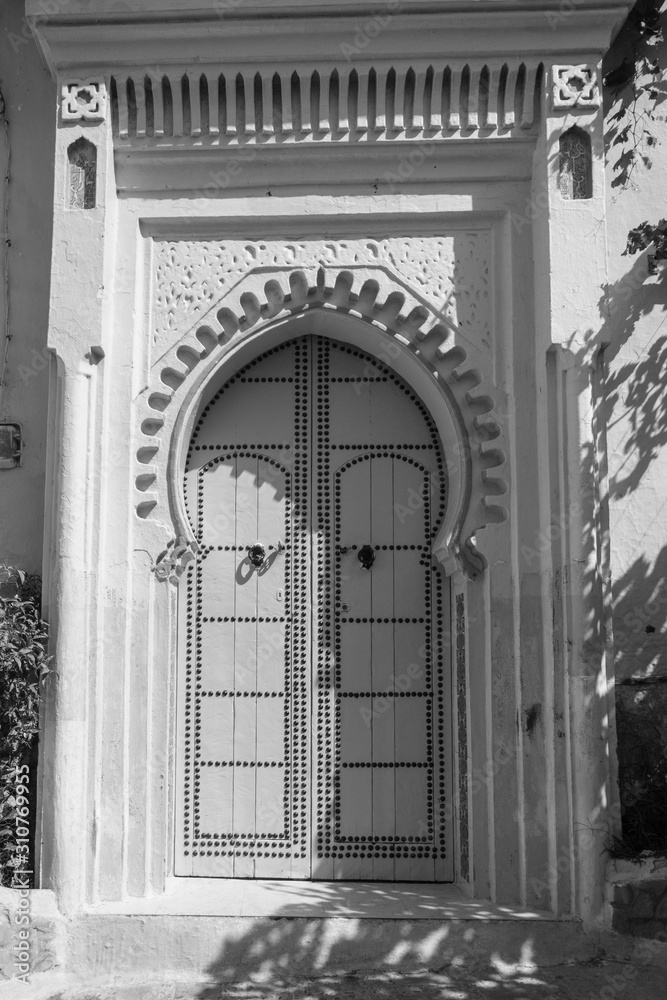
[2, 959, 667, 1000]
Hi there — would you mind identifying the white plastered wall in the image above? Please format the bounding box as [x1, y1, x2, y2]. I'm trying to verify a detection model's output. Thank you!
[31, 2, 630, 929]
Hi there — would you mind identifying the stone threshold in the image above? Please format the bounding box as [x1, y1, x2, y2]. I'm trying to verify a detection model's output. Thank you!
[606, 857, 667, 939]
[87, 879, 578, 920]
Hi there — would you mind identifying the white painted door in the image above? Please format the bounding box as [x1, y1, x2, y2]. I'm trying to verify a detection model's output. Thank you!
[176, 336, 452, 879]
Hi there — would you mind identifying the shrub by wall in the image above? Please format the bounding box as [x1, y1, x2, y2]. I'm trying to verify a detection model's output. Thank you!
[0, 567, 52, 887]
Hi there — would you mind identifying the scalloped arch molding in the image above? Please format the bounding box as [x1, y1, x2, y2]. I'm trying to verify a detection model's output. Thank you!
[139, 263, 509, 580]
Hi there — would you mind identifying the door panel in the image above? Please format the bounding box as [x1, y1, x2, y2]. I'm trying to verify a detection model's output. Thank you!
[177, 335, 452, 880]
[178, 340, 310, 877]
[313, 338, 451, 881]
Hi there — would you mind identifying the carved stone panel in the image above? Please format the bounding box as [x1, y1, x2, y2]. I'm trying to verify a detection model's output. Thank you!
[140, 230, 507, 583]
[551, 65, 600, 109]
[61, 80, 108, 122]
[153, 234, 491, 359]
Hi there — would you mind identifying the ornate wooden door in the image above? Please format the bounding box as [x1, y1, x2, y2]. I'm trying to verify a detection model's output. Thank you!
[176, 336, 452, 879]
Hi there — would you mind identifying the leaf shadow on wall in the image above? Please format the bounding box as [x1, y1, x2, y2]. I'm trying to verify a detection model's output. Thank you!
[569, 224, 667, 857]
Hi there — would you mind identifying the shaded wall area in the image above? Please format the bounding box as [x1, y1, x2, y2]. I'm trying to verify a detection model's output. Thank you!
[0, 0, 55, 573]
[603, 3, 667, 854]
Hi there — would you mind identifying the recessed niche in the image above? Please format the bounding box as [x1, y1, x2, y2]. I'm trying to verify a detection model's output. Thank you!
[558, 125, 592, 200]
[68, 137, 97, 210]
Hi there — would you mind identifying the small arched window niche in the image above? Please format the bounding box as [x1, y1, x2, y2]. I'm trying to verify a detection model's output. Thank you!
[558, 126, 592, 200]
[68, 137, 97, 210]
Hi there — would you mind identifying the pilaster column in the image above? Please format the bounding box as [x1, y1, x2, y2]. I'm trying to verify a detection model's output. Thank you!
[40, 79, 116, 914]
[531, 60, 617, 923]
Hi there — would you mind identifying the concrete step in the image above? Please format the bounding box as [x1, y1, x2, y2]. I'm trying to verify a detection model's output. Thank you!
[2, 881, 667, 988]
[67, 881, 592, 980]
[606, 857, 667, 939]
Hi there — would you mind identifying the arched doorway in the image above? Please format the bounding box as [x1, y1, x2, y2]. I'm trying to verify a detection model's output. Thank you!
[176, 334, 453, 880]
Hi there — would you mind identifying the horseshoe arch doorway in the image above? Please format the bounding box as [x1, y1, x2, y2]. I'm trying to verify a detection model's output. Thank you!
[176, 332, 454, 880]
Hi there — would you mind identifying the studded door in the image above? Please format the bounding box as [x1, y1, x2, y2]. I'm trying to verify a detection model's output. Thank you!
[176, 336, 452, 879]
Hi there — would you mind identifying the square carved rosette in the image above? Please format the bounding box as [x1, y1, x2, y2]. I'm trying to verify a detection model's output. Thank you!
[61, 79, 108, 122]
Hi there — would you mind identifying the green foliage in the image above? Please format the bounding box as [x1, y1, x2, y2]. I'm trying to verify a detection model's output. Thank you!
[611, 686, 667, 860]
[0, 566, 53, 886]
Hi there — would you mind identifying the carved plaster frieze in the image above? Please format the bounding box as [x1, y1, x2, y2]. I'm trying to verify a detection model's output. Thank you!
[153, 236, 490, 357]
[154, 535, 200, 583]
[61, 79, 108, 122]
[552, 65, 600, 109]
[137, 255, 507, 581]
[110, 60, 542, 141]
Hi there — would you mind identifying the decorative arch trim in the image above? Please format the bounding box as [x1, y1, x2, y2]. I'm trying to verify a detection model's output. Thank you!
[140, 265, 508, 581]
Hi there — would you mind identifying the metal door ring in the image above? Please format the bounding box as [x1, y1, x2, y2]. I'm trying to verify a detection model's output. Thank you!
[358, 545, 375, 570]
[248, 543, 266, 567]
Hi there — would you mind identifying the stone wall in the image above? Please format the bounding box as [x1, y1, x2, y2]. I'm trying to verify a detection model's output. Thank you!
[0, 888, 63, 980]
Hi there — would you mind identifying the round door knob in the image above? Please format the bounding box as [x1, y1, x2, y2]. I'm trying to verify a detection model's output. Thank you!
[248, 543, 267, 567]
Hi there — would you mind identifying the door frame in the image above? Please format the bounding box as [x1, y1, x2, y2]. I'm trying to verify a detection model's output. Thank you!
[173, 311, 471, 884]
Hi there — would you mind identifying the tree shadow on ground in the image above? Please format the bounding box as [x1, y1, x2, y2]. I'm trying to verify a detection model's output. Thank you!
[189, 912, 578, 999]
[192, 968, 575, 1000]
